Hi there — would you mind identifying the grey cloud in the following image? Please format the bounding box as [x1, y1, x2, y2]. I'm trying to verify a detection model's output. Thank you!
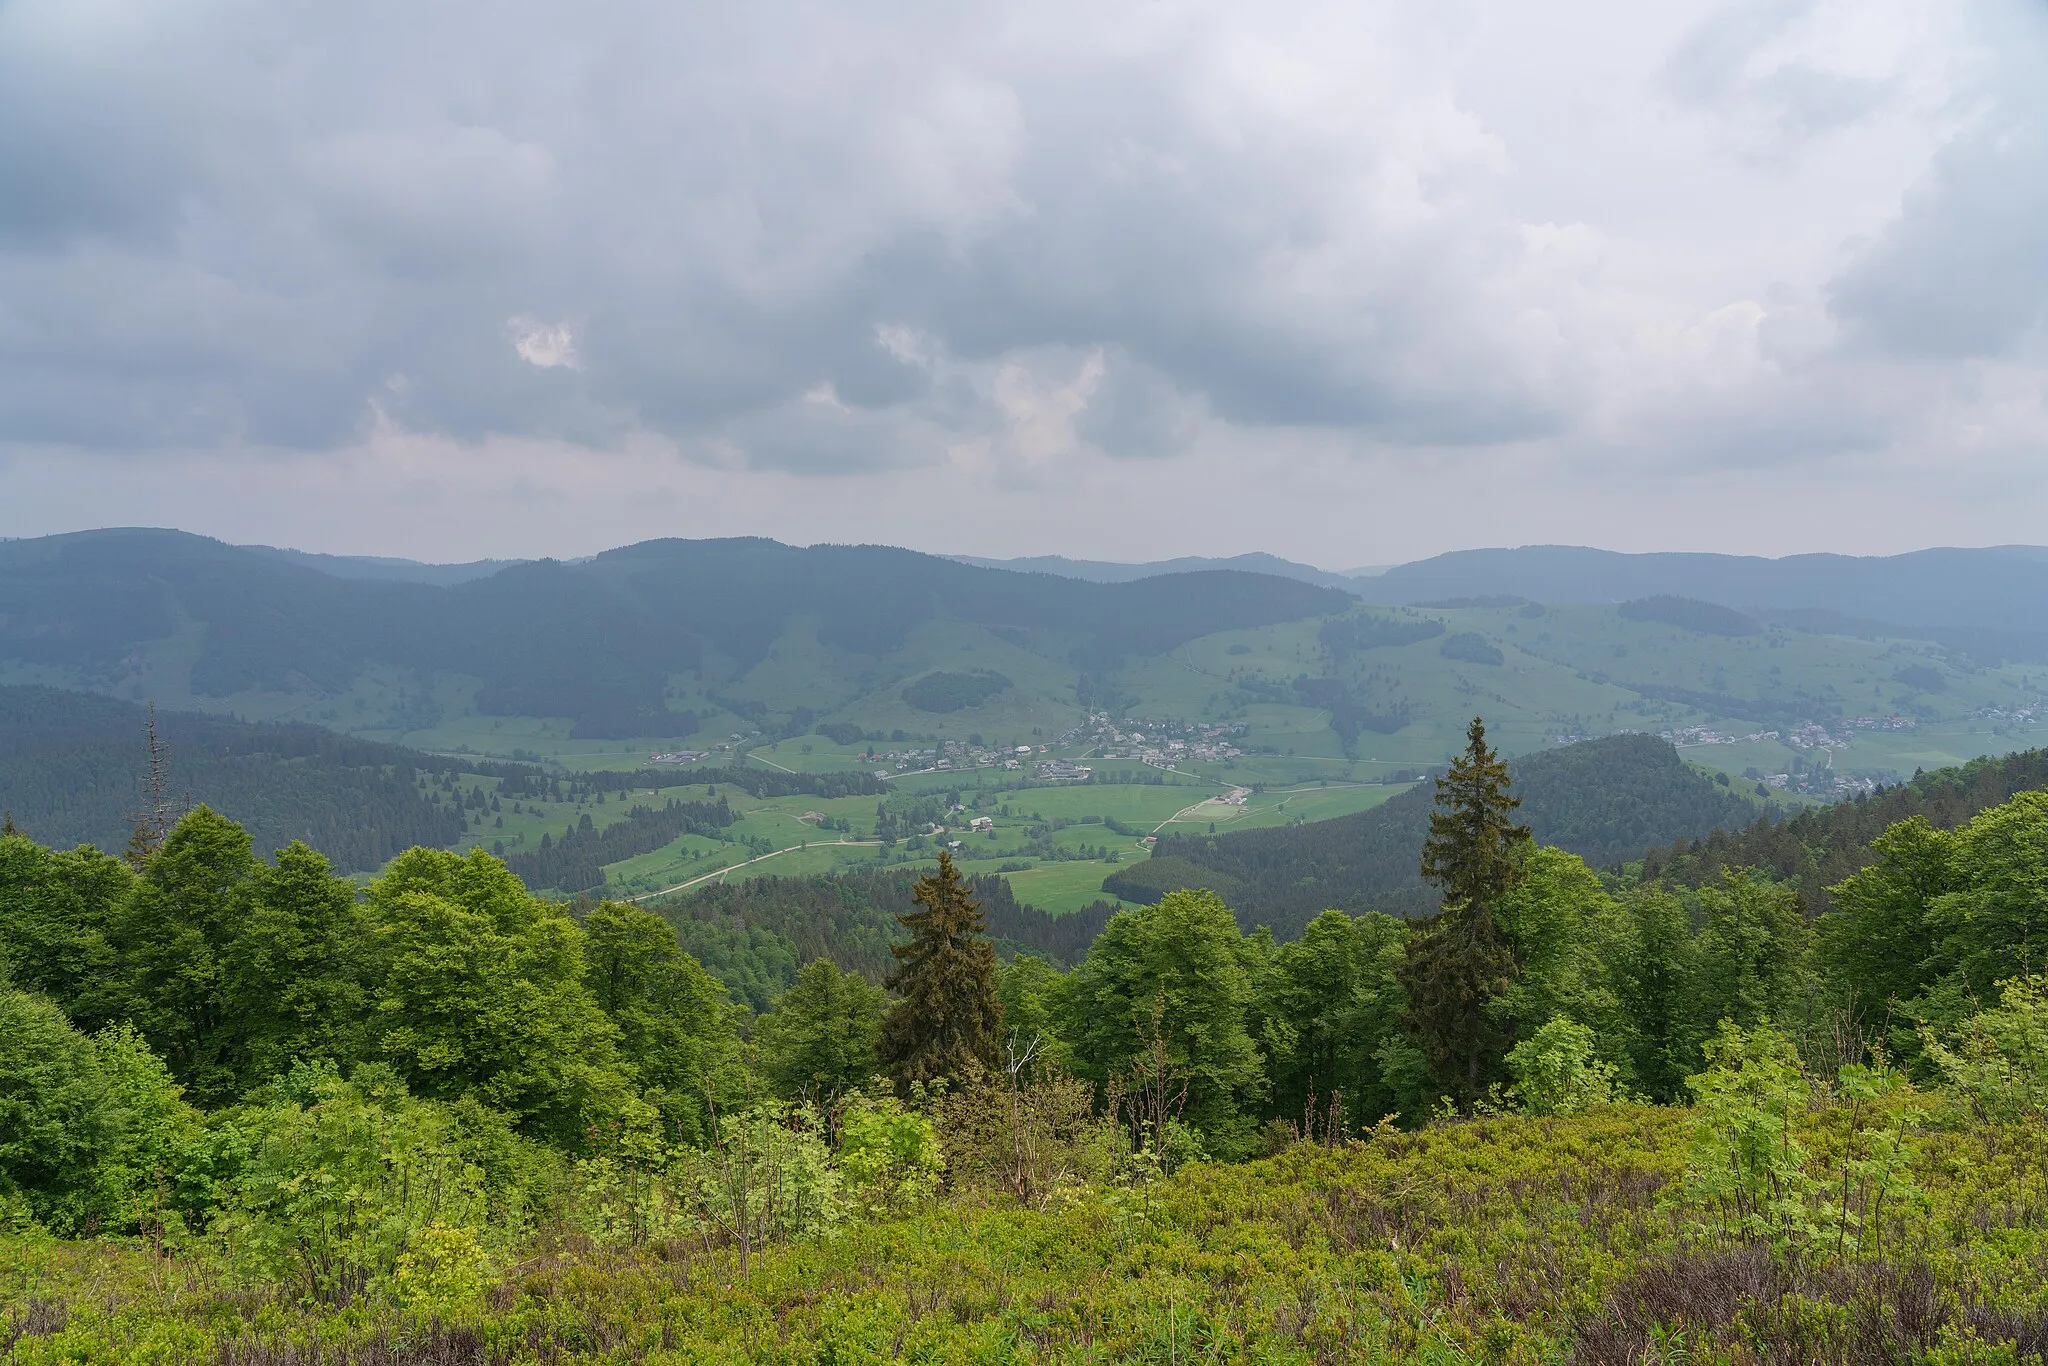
[1827, 59, 2048, 359]
[0, 0, 1585, 463]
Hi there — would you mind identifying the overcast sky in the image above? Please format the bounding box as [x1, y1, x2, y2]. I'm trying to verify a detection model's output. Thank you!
[3, 0, 2044, 567]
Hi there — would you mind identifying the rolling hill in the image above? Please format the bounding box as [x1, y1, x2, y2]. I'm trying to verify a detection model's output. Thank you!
[1106, 734, 1763, 935]
[0, 685, 538, 871]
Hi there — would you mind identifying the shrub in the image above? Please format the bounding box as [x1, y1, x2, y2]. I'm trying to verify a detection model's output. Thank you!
[212, 1065, 498, 1306]
[1506, 1017, 1619, 1117]
[1923, 973, 2048, 1121]
[835, 1089, 944, 1215]
[1674, 1021, 1822, 1252]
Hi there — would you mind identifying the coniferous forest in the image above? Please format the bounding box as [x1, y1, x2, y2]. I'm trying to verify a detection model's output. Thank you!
[6, 714, 2048, 1360]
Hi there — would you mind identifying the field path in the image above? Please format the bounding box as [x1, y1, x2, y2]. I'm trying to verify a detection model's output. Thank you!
[623, 838, 881, 903]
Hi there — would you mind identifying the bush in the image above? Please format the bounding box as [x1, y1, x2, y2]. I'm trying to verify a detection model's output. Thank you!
[835, 1089, 944, 1215]
[1506, 1017, 1619, 1117]
[212, 1064, 503, 1306]
[1923, 973, 2048, 1121]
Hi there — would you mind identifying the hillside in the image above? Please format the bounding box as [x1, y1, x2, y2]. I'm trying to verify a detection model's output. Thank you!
[1637, 746, 2048, 913]
[649, 868, 1117, 1008]
[0, 685, 535, 871]
[1111, 734, 1761, 934]
[1354, 543, 2048, 654]
[0, 528, 1350, 741]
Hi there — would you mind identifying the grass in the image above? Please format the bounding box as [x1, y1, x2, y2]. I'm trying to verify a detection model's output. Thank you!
[9, 1104, 2048, 1363]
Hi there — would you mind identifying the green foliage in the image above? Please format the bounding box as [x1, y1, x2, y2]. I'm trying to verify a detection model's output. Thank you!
[1066, 889, 1265, 1151]
[901, 669, 1013, 713]
[1921, 973, 2048, 1122]
[0, 991, 121, 1234]
[753, 959, 887, 1103]
[1618, 595, 1761, 636]
[211, 1064, 510, 1305]
[364, 847, 634, 1145]
[834, 1089, 944, 1215]
[108, 806, 261, 1103]
[1401, 717, 1529, 1102]
[1675, 1021, 1822, 1251]
[1438, 631, 1505, 664]
[1505, 1016, 1619, 1116]
[878, 852, 1003, 1091]
[1687, 870, 1811, 1047]
[581, 901, 742, 1143]
[1260, 909, 1420, 1127]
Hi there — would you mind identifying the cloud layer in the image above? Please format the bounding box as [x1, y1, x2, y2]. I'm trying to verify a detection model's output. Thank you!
[1, 0, 2043, 562]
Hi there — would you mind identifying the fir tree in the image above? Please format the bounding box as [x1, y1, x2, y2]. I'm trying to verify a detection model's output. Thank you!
[1399, 717, 1531, 1103]
[879, 851, 1002, 1090]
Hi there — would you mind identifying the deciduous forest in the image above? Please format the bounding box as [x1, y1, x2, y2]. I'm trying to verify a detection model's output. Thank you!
[6, 717, 2048, 1360]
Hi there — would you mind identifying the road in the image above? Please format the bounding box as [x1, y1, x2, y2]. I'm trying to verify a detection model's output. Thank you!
[622, 838, 882, 903]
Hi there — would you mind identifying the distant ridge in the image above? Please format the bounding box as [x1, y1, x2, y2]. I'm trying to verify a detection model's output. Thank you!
[947, 551, 1367, 593]
[239, 544, 523, 586]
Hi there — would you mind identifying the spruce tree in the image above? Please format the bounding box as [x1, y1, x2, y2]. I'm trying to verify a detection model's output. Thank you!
[1399, 717, 1531, 1103]
[879, 851, 1003, 1091]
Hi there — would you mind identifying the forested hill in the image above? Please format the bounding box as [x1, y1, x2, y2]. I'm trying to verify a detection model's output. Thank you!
[1637, 747, 2048, 914]
[0, 529, 1351, 735]
[1107, 734, 1761, 936]
[649, 869, 1118, 1009]
[0, 686, 537, 871]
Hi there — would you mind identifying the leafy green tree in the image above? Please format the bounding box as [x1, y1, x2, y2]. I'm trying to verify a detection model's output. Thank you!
[220, 842, 370, 1089]
[1616, 886, 1697, 1101]
[995, 954, 1074, 1074]
[1490, 846, 1632, 1057]
[1929, 790, 2048, 1000]
[581, 901, 741, 1143]
[1686, 870, 1811, 1049]
[110, 807, 261, 1102]
[0, 833, 129, 1020]
[1505, 1016, 1619, 1117]
[1817, 817, 1954, 1016]
[1261, 910, 1414, 1128]
[0, 989, 118, 1233]
[755, 959, 888, 1103]
[878, 852, 1003, 1090]
[362, 847, 633, 1146]
[1066, 889, 1265, 1152]
[1399, 717, 1530, 1102]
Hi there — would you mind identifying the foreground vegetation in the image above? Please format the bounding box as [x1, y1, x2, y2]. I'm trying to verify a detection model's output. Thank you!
[9, 716, 2048, 1361]
[6, 1092, 2048, 1362]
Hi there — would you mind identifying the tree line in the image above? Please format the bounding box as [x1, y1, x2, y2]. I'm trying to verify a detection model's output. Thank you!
[5, 713, 2048, 1280]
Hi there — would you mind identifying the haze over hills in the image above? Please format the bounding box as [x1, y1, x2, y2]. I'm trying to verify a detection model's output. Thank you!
[946, 552, 1372, 593]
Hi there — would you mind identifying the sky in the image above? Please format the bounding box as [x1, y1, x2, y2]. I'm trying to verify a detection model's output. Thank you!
[2, 0, 2045, 568]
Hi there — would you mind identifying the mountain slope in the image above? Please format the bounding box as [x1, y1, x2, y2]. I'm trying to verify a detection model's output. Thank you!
[1107, 735, 1763, 936]
[947, 551, 1366, 592]
[0, 529, 1352, 735]
[0, 685, 538, 870]
[1354, 545, 2048, 640]
[1637, 747, 2048, 914]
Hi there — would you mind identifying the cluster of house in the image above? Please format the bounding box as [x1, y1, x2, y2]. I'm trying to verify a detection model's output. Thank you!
[874, 739, 1045, 774]
[1659, 716, 1917, 753]
[648, 750, 710, 765]
[1083, 713, 1247, 765]
[1035, 759, 1091, 781]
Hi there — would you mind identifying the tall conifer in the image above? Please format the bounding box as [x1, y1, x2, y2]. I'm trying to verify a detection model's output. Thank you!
[879, 851, 1003, 1090]
[1399, 717, 1531, 1102]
